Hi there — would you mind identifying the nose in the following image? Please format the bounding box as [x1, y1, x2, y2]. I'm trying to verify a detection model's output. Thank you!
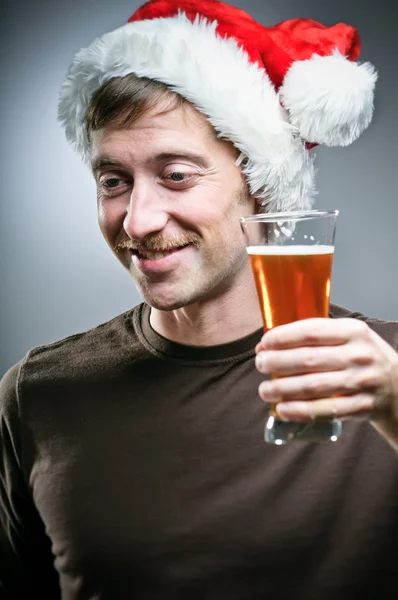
[123, 180, 168, 240]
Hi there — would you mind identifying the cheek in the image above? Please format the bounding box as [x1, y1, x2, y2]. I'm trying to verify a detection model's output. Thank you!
[97, 203, 110, 239]
[186, 198, 249, 251]
[97, 199, 123, 244]
[216, 206, 252, 255]
[182, 198, 230, 231]
[97, 200, 106, 227]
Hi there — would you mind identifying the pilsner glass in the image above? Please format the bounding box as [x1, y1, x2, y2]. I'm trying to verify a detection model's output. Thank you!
[240, 210, 342, 445]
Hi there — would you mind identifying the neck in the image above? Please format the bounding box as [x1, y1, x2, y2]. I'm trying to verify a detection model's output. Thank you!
[149, 267, 263, 347]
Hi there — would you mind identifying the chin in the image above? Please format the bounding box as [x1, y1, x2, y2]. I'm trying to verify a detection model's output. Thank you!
[144, 297, 190, 311]
[137, 272, 231, 310]
[139, 287, 194, 311]
[149, 302, 184, 311]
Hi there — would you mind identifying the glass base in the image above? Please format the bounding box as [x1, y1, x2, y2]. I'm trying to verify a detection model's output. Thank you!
[265, 415, 342, 445]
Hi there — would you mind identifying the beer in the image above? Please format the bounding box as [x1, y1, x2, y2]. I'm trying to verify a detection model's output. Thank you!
[248, 245, 334, 420]
[247, 245, 334, 328]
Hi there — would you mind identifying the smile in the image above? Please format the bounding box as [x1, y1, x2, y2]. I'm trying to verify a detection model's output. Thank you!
[131, 244, 193, 273]
[133, 243, 192, 260]
[135, 247, 183, 260]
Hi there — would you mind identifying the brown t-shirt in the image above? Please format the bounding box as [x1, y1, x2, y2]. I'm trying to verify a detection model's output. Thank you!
[1, 303, 398, 599]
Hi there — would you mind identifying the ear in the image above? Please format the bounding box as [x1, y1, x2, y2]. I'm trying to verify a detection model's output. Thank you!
[237, 156, 257, 209]
[255, 196, 264, 208]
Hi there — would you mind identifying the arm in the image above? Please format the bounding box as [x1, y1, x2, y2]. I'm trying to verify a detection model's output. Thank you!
[0, 363, 60, 598]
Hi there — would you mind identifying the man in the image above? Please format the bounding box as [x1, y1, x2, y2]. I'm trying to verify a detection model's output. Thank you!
[1, 0, 398, 598]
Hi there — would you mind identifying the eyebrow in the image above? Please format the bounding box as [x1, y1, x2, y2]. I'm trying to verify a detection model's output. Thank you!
[91, 157, 123, 174]
[91, 151, 209, 174]
[153, 152, 209, 167]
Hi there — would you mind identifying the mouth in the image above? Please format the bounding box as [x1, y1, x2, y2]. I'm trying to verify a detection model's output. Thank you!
[132, 245, 189, 260]
[129, 243, 194, 274]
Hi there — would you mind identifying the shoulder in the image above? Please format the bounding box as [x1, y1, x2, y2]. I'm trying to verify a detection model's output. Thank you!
[0, 361, 22, 422]
[1, 304, 147, 395]
[329, 303, 398, 350]
[0, 360, 27, 469]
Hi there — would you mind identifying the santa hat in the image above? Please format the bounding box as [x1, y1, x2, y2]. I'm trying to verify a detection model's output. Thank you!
[58, 0, 377, 212]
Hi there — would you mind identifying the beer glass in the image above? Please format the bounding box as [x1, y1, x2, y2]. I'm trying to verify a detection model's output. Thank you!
[240, 210, 342, 445]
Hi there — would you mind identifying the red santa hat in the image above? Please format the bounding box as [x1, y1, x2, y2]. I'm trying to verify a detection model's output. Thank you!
[58, 0, 377, 212]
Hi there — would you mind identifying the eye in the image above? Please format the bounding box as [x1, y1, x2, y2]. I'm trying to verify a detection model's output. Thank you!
[98, 174, 131, 197]
[103, 178, 122, 188]
[162, 171, 197, 188]
[166, 172, 190, 182]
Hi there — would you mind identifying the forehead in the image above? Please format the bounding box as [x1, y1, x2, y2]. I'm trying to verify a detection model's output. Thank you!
[90, 100, 221, 163]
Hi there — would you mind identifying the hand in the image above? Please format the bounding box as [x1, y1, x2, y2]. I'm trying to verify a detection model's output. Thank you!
[255, 318, 398, 448]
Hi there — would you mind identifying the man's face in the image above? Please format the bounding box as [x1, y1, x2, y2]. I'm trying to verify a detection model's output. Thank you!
[90, 99, 256, 310]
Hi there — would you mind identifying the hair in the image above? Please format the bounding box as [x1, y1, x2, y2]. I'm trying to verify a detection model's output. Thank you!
[86, 72, 252, 204]
[86, 73, 186, 140]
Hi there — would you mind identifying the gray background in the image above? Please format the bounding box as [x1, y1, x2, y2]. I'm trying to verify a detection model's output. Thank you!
[1, 0, 397, 377]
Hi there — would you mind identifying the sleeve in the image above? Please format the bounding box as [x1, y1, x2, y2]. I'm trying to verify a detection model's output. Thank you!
[0, 362, 60, 598]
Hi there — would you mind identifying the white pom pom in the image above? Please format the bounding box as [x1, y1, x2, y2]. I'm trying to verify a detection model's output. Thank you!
[280, 50, 378, 146]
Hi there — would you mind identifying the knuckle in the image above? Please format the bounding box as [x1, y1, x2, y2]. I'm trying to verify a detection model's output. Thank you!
[359, 395, 374, 413]
[346, 369, 380, 392]
[303, 324, 321, 344]
[357, 369, 382, 389]
[263, 352, 276, 372]
[268, 379, 281, 396]
[351, 394, 374, 417]
[350, 319, 370, 336]
[266, 333, 281, 350]
[302, 375, 322, 395]
[302, 348, 319, 369]
[344, 372, 361, 393]
[350, 344, 374, 366]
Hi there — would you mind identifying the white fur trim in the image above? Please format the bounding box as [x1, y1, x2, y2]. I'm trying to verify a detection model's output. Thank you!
[280, 50, 377, 147]
[58, 13, 315, 212]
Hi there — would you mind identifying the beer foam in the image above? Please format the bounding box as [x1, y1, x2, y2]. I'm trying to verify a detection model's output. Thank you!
[246, 245, 334, 255]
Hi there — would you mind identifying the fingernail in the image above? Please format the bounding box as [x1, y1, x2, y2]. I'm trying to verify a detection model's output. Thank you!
[259, 381, 270, 394]
[259, 383, 280, 402]
[255, 355, 267, 373]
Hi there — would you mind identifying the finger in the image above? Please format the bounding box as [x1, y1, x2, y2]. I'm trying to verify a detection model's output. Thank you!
[255, 346, 349, 377]
[257, 318, 370, 351]
[256, 341, 379, 376]
[275, 394, 375, 423]
[258, 370, 367, 403]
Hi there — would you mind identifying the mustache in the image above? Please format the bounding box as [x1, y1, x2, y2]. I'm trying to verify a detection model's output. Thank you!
[114, 232, 201, 254]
